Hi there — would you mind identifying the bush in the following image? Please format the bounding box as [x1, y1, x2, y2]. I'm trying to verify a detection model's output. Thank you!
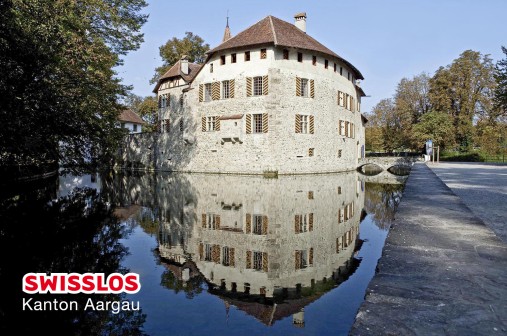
[440, 152, 485, 162]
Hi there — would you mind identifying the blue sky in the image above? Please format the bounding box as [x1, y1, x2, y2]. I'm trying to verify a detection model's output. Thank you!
[117, 0, 507, 113]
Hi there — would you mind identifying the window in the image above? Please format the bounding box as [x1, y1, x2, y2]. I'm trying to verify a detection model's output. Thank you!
[164, 119, 170, 133]
[180, 94, 184, 108]
[222, 80, 230, 99]
[206, 116, 216, 132]
[295, 214, 308, 233]
[222, 246, 230, 266]
[298, 52, 303, 62]
[179, 119, 183, 132]
[325, 60, 328, 69]
[120, 122, 125, 128]
[340, 67, 343, 75]
[220, 55, 225, 65]
[309, 148, 314, 157]
[210, 63, 213, 73]
[204, 83, 212, 102]
[339, 120, 345, 135]
[133, 124, 138, 132]
[206, 213, 216, 229]
[231, 53, 237, 63]
[253, 114, 263, 133]
[253, 76, 263, 96]
[260, 48, 267, 59]
[300, 115, 309, 134]
[345, 121, 350, 137]
[312, 55, 317, 66]
[300, 78, 309, 97]
[338, 186, 342, 194]
[348, 72, 351, 80]
[205, 243, 212, 261]
[296, 250, 308, 269]
[334, 63, 337, 72]
[245, 51, 250, 61]
[338, 149, 342, 158]
[253, 252, 263, 270]
[252, 215, 263, 235]
[283, 49, 289, 60]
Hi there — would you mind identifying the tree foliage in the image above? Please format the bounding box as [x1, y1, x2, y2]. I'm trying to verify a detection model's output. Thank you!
[124, 93, 158, 132]
[412, 111, 455, 150]
[151, 32, 210, 84]
[495, 46, 507, 116]
[0, 0, 147, 172]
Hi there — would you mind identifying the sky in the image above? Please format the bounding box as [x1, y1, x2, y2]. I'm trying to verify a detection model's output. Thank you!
[117, 0, 507, 114]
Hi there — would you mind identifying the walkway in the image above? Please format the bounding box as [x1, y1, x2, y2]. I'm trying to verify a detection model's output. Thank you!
[351, 163, 507, 335]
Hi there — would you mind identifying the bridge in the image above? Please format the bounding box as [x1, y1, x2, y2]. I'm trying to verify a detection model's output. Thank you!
[357, 156, 421, 171]
[357, 170, 409, 185]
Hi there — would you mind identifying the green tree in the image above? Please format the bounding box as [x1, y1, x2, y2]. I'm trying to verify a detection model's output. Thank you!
[0, 0, 147, 172]
[429, 50, 496, 152]
[369, 99, 407, 152]
[495, 46, 507, 116]
[151, 32, 210, 84]
[412, 111, 455, 150]
[125, 93, 158, 132]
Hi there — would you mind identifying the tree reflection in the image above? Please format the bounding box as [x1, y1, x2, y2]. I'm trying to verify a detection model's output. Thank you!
[364, 183, 404, 230]
[0, 176, 146, 335]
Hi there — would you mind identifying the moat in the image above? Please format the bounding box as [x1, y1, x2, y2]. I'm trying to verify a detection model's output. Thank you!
[0, 169, 406, 335]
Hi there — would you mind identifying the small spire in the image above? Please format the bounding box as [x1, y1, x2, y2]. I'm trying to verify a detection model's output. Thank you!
[222, 11, 231, 42]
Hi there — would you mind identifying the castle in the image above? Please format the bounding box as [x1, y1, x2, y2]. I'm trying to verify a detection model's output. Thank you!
[126, 13, 367, 174]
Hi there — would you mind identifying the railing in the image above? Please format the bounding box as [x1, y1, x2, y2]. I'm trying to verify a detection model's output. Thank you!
[365, 152, 422, 158]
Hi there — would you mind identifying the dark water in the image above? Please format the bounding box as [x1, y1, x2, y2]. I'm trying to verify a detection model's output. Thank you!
[0, 170, 405, 335]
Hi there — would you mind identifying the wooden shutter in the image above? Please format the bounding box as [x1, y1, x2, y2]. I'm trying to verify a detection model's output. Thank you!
[262, 113, 268, 133]
[215, 118, 220, 131]
[295, 251, 301, 270]
[337, 90, 340, 105]
[310, 79, 315, 98]
[199, 84, 203, 102]
[351, 123, 354, 138]
[338, 208, 342, 223]
[296, 76, 301, 96]
[199, 243, 203, 260]
[262, 216, 268, 235]
[309, 213, 313, 231]
[230, 79, 235, 98]
[201, 117, 206, 132]
[229, 248, 235, 267]
[246, 250, 252, 268]
[245, 213, 251, 233]
[202, 214, 206, 228]
[345, 121, 349, 137]
[262, 252, 268, 272]
[295, 215, 300, 233]
[295, 114, 301, 133]
[212, 81, 220, 100]
[309, 248, 313, 265]
[212, 244, 220, 263]
[262, 75, 268, 95]
[215, 214, 221, 229]
[308, 191, 313, 199]
[351, 97, 355, 112]
[309, 115, 314, 134]
[246, 114, 252, 134]
[246, 77, 252, 97]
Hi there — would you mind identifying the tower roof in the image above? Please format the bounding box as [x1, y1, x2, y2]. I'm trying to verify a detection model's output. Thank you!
[207, 15, 363, 80]
[223, 17, 231, 42]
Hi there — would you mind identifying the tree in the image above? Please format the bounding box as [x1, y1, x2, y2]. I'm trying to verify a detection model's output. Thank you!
[412, 111, 455, 150]
[0, 0, 147, 172]
[151, 32, 210, 84]
[429, 50, 496, 152]
[369, 99, 407, 152]
[124, 93, 158, 132]
[495, 46, 507, 116]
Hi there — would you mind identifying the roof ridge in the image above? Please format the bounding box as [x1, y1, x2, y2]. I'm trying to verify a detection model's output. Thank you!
[268, 16, 278, 46]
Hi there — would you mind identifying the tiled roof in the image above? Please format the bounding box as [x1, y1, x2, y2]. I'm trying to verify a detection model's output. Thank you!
[207, 15, 364, 80]
[118, 109, 145, 124]
[153, 61, 202, 92]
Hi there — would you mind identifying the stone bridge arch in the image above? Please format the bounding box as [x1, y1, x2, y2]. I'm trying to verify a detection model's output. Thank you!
[357, 156, 420, 171]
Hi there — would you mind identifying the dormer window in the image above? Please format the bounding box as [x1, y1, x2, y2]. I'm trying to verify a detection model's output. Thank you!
[231, 53, 237, 63]
[260, 49, 267, 59]
[220, 55, 225, 65]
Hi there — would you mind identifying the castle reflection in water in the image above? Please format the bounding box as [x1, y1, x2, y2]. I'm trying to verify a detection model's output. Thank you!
[106, 172, 368, 326]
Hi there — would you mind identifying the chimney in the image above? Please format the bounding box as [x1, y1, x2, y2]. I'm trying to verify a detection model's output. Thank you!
[180, 55, 189, 75]
[294, 12, 307, 33]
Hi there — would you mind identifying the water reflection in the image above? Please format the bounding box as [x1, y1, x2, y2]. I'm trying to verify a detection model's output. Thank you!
[105, 172, 367, 327]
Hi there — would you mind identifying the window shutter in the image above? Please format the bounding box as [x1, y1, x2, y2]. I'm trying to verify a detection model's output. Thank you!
[351, 123, 355, 138]
[295, 114, 301, 133]
[245, 213, 251, 233]
[262, 216, 268, 235]
[295, 215, 300, 233]
[351, 97, 355, 112]
[202, 214, 206, 228]
[309, 248, 313, 265]
[262, 113, 268, 133]
[345, 121, 349, 137]
[229, 248, 235, 267]
[337, 90, 340, 105]
[262, 75, 269, 95]
[246, 250, 252, 268]
[199, 84, 203, 102]
[309, 213, 314, 231]
[212, 244, 220, 263]
[215, 214, 221, 229]
[262, 252, 268, 272]
[296, 76, 301, 96]
[338, 209, 342, 223]
[246, 77, 252, 97]
[212, 81, 220, 100]
[295, 251, 301, 270]
[199, 243, 203, 260]
[309, 115, 314, 134]
[310, 79, 315, 98]
[245, 114, 252, 134]
[230, 79, 235, 98]
[202, 117, 206, 132]
[215, 118, 220, 131]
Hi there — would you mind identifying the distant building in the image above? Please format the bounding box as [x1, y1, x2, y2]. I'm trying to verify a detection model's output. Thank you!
[118, 109, 145, 134]
[126, 12, 367, 174]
